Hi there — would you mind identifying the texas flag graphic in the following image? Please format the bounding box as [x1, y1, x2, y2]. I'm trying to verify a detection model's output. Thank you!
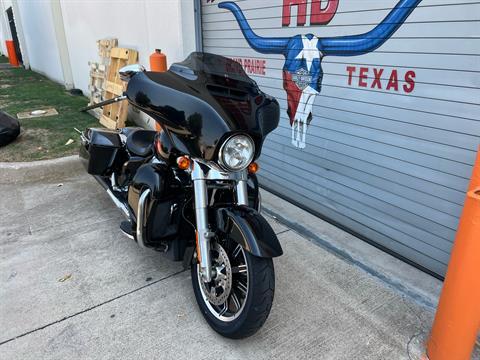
[217, 0, 421, 148]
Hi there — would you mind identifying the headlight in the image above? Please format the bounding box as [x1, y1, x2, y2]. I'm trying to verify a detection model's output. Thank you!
[219, 134, 255, 171]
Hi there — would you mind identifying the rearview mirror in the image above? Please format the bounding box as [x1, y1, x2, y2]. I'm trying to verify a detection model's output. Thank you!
[119, 64, 145, 82]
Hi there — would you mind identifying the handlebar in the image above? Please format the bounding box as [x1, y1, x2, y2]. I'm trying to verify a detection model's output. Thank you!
[80, 95, 127, 112]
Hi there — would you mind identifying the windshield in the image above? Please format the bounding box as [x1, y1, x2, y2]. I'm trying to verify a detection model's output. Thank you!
[169, 52, 254, 83]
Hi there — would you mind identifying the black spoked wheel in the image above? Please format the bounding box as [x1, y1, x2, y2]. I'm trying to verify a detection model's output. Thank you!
[191, 238, 275, 339]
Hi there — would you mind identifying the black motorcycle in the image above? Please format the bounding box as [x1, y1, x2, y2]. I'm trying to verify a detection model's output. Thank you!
[79, 52, 282, 338]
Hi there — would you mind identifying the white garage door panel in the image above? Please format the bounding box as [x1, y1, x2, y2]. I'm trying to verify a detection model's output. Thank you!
[201, 0, 480, 276]
[298, 106, 480, 151]
[258, 158, 451, 261]
[260, 152, 456, 254]
[264, 135, 463, 217]
[261, 171, 449, 276]
[309, 94, 480, 136]
[271, 123, 470, 191]
[264, 129, 466, 204]
[264, 138, 459, 233]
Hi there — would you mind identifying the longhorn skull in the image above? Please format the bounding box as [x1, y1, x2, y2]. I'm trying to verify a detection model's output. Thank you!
[219, 0, 421, 148]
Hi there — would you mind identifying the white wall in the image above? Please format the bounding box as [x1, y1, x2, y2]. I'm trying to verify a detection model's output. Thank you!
[16, 0, 64, 82]
[180, 0, 196, 59]
[60, 0, 196, 95]
[0, 0, 13, 56]
[1, 0, 196, 91]
[56, 0, 196, 128]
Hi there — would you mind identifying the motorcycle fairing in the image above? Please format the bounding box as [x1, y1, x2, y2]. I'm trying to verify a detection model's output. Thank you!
[125, 52, 280, 162]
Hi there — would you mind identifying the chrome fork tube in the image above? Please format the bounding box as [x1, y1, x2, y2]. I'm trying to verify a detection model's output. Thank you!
[192, 163, 248, 282]
[236, 178, 249, 206]
[193, 168, 213, 282]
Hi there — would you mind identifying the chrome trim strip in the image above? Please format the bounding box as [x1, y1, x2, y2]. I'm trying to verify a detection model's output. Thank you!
[110, 172, 124, 192]
[136, 189, 151, 248]
[191, 160, 247, 181]
[106, 189, 130, 219]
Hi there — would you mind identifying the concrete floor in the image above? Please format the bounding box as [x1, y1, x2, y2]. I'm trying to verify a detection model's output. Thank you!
[0, 157, 470, 359]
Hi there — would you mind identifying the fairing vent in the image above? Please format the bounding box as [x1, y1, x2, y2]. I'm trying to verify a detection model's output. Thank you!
[206, 84, 248, 101]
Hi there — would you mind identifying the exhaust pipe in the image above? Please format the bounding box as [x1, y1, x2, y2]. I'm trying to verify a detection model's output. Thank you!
[106, 189, 130, 219]
[95, 175, 150, 248]
[94, 175, 131, 219]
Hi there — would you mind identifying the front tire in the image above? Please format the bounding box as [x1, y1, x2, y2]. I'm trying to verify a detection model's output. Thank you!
[191, 241, 275, 339]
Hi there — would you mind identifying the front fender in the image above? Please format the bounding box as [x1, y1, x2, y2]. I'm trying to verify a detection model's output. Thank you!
[215, 206, 283, 258]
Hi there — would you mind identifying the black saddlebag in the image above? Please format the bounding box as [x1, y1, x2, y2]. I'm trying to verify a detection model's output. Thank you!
[80, 128, 123, 176]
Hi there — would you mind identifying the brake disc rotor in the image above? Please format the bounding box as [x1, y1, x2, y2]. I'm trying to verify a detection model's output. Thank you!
[200, 242, 233, 306]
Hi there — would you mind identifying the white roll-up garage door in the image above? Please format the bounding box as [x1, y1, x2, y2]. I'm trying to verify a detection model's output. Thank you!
[200, 0, 480, 277]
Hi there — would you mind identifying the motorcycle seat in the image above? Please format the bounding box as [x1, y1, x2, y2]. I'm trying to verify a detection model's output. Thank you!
[126, 129, 156, 157]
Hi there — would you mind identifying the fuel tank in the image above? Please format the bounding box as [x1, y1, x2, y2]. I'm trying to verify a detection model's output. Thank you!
[125, 52, 279, 162]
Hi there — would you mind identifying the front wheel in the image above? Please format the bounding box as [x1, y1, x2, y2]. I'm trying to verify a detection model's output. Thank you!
[191, 240, 275, 339]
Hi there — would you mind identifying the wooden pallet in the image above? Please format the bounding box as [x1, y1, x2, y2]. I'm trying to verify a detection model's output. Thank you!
[88, 38, 118, 119]
[100, 47, 138, 129]
[97, 38, 118, 59]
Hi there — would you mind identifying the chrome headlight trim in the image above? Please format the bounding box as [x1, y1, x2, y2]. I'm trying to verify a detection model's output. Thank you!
[218, 134, 255, 172]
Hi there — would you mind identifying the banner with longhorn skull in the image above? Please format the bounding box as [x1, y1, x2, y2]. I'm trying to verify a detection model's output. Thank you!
[216, 0, 422, 149]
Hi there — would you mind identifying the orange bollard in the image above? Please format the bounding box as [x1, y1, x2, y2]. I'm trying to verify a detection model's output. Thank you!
[5, 40, 19, 67]
[426, 185, 480, 359]
[149, 49, 167, 131]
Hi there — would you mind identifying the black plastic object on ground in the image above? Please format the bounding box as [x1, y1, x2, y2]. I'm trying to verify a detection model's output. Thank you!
[0, 111, 20, 146]
[69, 88, 83, 96]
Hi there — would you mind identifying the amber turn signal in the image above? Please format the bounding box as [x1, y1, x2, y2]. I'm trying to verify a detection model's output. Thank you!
[177, 156, 191, 170]
[154, 137, 162, 155]
[248, 162, 259, 174]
